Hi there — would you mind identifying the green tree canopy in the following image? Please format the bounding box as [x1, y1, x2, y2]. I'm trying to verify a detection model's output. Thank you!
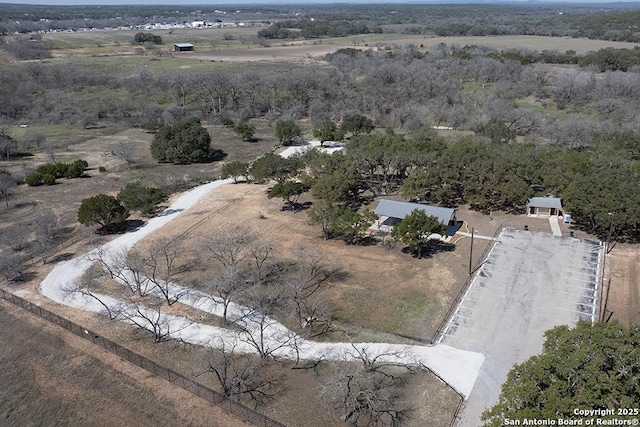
[134, 32, 162, 44]
[249, 153, 301, 184]
[390, 209, 447, 258]
[482, 321, 640, 427]
[341, 113, 374, 136]
[274, 120, 302, 145]
[267, 180, 308, 211]
[220, 160, 249, 184]
[78, 194, 129, 230]
[234, 122, 256, 142]
[117, 182, 166, 216]
[332, 208, 377, 245]
[150, 117, 212, 164]
[313, 119, 345, 146]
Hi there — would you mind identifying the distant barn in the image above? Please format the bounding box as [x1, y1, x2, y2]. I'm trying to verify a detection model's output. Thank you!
[174, 43, 194, 52]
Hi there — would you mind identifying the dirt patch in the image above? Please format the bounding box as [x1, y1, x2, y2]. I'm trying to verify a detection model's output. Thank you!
[603, 243, 640, 325]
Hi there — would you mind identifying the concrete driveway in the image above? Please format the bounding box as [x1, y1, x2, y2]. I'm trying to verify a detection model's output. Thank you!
[439, 228, 602, 426]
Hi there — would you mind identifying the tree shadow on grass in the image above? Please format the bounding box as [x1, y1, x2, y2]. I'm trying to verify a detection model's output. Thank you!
[208, 149, 227, 162]
[401, 240, 456, 259]
[96, 219, 146, 235]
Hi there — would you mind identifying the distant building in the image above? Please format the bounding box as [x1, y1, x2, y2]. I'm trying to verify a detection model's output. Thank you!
[173, 43, 194, 52]
[527, 197, 563, 217]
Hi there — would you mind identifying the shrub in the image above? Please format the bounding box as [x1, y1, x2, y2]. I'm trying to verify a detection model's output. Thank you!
[78, 194, 129, 229]
[117, 182, 167, 216]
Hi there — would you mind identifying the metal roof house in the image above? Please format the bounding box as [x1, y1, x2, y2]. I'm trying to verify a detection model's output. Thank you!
[174, 43, 194, 52]
[527, 197, 563, 217]
[373, 199, 458, 236]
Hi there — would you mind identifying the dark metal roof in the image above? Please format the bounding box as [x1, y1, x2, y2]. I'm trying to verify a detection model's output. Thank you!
[527, 197, 562, 209]
[374, 199, 455, 225]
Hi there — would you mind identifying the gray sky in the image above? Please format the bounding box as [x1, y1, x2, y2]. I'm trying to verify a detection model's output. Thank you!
[2, 0, 639, 4]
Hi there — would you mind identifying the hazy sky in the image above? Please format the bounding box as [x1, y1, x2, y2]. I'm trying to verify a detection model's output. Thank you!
[2, 0, 639, 4]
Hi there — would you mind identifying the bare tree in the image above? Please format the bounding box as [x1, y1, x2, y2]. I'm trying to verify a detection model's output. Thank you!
[113, 141, 136, 169]
[0, 170, 15, 208]
[113, 296, 176, 342]
[202, 227, 256, 271]
[200, 338, 283, 405]
[318, 368, 412, 427]
[238, 288, 295, 360]
[30, 208, 59, 264]
[87, 247, 152, 297]
[286, 246, 341, 329]
[61, 266, 119, 320]
[141, 238, 197, 305]
[199, 266, 256, 327]
[0, 250, 29, 283]
[248, 242, 274, 284]
[1, 222, 30, 252]
[344, 344, 422, 377]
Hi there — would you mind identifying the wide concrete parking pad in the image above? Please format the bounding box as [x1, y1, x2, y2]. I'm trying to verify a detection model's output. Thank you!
[439, 228, 601, 426]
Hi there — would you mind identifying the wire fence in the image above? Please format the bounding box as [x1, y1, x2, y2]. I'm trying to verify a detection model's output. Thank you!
[0, 289, 286, 427]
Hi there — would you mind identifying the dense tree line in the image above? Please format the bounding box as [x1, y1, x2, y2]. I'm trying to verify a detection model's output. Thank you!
[258, 20, 378, 40]
[2, 27, 640, 240]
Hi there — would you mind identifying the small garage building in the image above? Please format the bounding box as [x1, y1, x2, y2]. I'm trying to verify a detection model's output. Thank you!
[526, 197, 563, 217]
[174, 43, 194, 52]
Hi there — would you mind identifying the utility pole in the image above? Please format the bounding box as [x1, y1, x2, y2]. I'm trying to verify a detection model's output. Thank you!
[468, 227, 474, 275]
[606, 212, 614, 254]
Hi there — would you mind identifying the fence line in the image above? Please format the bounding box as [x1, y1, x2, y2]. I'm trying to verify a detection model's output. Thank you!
[430, 224, 503, 344]
[0, 289, 286, 427]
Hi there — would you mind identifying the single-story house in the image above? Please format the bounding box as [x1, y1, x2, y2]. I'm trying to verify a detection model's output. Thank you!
[526, 197, 563, 217]
[373, 199, 458, 236]
[174, 43, 194, 52]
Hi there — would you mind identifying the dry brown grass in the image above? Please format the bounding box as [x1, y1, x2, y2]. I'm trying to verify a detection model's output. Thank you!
[134, 183, 464, 340]
[603, 243, 640, 325]
[0, 299, 249, 427]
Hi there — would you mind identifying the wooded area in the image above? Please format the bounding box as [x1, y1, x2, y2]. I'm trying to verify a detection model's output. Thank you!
[1, 3, 640, 426]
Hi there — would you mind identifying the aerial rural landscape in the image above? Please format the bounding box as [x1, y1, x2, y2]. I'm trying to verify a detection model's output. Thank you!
[0, 2, 639, 426]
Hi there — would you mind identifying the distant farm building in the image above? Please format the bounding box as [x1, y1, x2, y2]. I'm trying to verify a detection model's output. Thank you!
[373, 199, 458, 236]
[527, 197, 563, 217]
[174, 43, 194, 52]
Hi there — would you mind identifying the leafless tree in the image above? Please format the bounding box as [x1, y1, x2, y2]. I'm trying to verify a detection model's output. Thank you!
[286, 246, 341, 329]
[113, 296, 177, 342]
[0, 170, 16, 208]
[202, 227, 256, 271]
[0, 250, 29, 283]
[248, 242, 274, 284]
[343, 344, 422, 377]
[0, 222, 30, 252]
[199, 266, 256, 327]
[318, 367, 412, 427]
[61, 266, 119, 320]
[200, 338, 283, 406]
[30, 208, 59, 264]
[113, 141, 136, 169]
[238, 288, 295, 360]
[44, 143, 56, 163]
[87, 246, 152, 297]
[141, 238, 197, 305]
